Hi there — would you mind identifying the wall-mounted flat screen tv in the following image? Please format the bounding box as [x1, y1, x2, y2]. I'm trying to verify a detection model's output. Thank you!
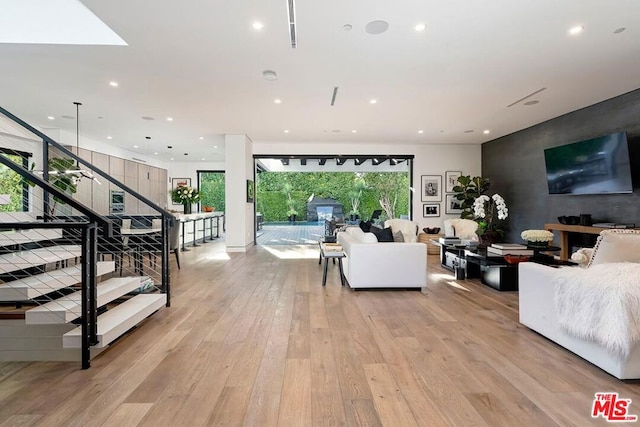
[544, 131, 633, 195]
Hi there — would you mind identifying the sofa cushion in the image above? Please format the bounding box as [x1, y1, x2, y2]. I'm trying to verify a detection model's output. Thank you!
[345, 226, 378, 243]
[370, 225, 394, 242]
[393, 230, 405, 242]
[588, 229, 640, 267]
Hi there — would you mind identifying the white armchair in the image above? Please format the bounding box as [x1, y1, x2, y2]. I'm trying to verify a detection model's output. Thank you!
[443, 218, 479, 241]
[384, 218, 419, 243]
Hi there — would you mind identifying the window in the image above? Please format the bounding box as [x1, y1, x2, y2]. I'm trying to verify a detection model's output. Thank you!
[0, 150, 30, 212]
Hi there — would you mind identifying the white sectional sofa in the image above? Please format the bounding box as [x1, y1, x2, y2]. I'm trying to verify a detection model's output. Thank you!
[519, 229, 640, 379]
[337, 227, 426, 289]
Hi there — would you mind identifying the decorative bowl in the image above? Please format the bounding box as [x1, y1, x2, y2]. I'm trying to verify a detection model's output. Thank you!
[423, 227, 441, 234]
[557, 216, 567, 224]
[504, 254, 530, 264]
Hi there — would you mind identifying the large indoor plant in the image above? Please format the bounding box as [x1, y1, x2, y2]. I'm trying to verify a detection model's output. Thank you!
[452, 175, 491, 219]
[172, 185, 200, 214]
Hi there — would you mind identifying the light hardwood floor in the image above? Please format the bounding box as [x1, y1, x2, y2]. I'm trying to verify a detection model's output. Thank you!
[0, 242, 638, 426]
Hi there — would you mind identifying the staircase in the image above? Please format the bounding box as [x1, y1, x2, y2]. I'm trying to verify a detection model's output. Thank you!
[0, 105, 173, 368]
[0, 225, 166, 362]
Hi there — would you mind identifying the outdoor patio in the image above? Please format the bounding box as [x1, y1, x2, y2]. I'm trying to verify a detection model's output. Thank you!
[256, 223, 325, 245]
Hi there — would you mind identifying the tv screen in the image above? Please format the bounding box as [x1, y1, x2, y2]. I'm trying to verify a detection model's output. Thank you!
[544, 132, 633, 195]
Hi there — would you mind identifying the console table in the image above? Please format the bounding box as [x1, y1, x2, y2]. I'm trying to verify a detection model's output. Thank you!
[544, 223, 609, 260]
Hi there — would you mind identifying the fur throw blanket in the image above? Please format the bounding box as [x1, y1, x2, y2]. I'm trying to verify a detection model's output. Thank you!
[554, 263, 640, 358]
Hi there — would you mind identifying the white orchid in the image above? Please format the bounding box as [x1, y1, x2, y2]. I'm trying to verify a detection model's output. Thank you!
[473, 193, 508, 237]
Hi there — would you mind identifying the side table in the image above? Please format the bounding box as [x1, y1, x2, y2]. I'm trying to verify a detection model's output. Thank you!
[318, 242, 346, 287]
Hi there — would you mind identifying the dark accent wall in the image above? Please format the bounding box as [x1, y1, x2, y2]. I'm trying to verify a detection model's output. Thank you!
[482, 88, 640, 243]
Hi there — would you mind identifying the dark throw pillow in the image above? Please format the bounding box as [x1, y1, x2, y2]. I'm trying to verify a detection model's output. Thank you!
[370, 225, 394, 243]
[359, 220, 372, 233]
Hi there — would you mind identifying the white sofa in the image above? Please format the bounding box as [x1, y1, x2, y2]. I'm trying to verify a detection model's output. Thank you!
[519, 229, 640, 379]
[337, 227, 426, 289]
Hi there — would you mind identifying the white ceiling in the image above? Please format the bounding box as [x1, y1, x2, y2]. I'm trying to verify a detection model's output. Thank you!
[1, 0, 639, 164]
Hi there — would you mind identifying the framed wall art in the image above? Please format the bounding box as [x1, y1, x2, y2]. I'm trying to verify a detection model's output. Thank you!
[420, 175, 442, 202]
[247, 179, 255, 203]
[445, 171, 462, 193]
[423, 204, 440, 218]
[445, 194, 463, 214]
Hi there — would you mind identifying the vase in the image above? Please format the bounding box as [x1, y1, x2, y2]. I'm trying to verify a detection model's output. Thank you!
[527, 240, 549, 248]
[183, 203, 192, 215]
[478, 231, 501, 248]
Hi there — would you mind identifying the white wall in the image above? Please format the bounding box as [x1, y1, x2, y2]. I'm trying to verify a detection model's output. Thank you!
[225, 134, 254, 252]
[253, 140, 481, 231]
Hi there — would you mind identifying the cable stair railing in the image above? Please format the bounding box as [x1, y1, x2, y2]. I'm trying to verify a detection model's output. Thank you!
[0, 105, 175, 368]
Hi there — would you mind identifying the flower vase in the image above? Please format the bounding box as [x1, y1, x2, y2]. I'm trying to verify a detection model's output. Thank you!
[183, 203, 192, 215]
[478, 231, 501, 248]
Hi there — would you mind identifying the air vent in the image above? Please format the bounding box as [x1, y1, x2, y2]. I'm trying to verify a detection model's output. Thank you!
[132, 157, 147, 163]
[507, 88, 546, 107]
[331, 86, 339, 106]
[287, 0, 297, 48]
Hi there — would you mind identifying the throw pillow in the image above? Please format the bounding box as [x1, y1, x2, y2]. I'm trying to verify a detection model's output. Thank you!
[370, 225, 394, 242]
[588, 229, 640, 267]
[359, 220, 372, 233]
[393, 230, 405, 242]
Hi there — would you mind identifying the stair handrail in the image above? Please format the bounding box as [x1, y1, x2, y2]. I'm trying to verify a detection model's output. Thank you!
[0, 105, 175, 224]
[0, 154, 113, 234]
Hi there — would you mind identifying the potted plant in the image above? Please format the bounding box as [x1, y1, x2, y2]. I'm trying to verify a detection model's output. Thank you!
[452, 175, 491, 219]
[25, 158, 80, 215]
[171, 185, 200, 214]
[473, 193, 508, 246]
[287, 208, 298, 222]
[348, 178, 366, 221]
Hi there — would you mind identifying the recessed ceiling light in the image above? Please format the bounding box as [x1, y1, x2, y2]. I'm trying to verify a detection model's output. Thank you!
[483, 130, 490, 134]
[569, 25, 584, 35]
[133, 145, 139, 148]
[284, 129, 290, 133]
[199, 137, 204, 140]
[370, 99, 377, 104]
[343, 24, 352, 31]
[415, 23, 426, 32]
[201, 157, 205, 161]
[614, 27, 626, 34]
[214, 145, 218, 149]
[109, 81, 118, 87]
[184, 153, 188, 156]
[167, 117, 173, 121]
[47, 116, 55, 120]
[154, 152, 158, 155]
[274, 99, 282, 104]
[170, 158, 174, 161]
[262, 70, 277, 81]
[418, 130, 424, 134]
[352, 130, 357, 133]
[252, 21, 264, 30]
[107, 136, 112, 140]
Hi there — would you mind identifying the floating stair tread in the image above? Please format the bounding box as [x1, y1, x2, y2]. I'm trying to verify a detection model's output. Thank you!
[0, 245, 81, 274]
[63, 294, 166, 348]
[0, 229, 62, 248]
[25, 276, 142, 324]
[0, 261, 115, 301]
